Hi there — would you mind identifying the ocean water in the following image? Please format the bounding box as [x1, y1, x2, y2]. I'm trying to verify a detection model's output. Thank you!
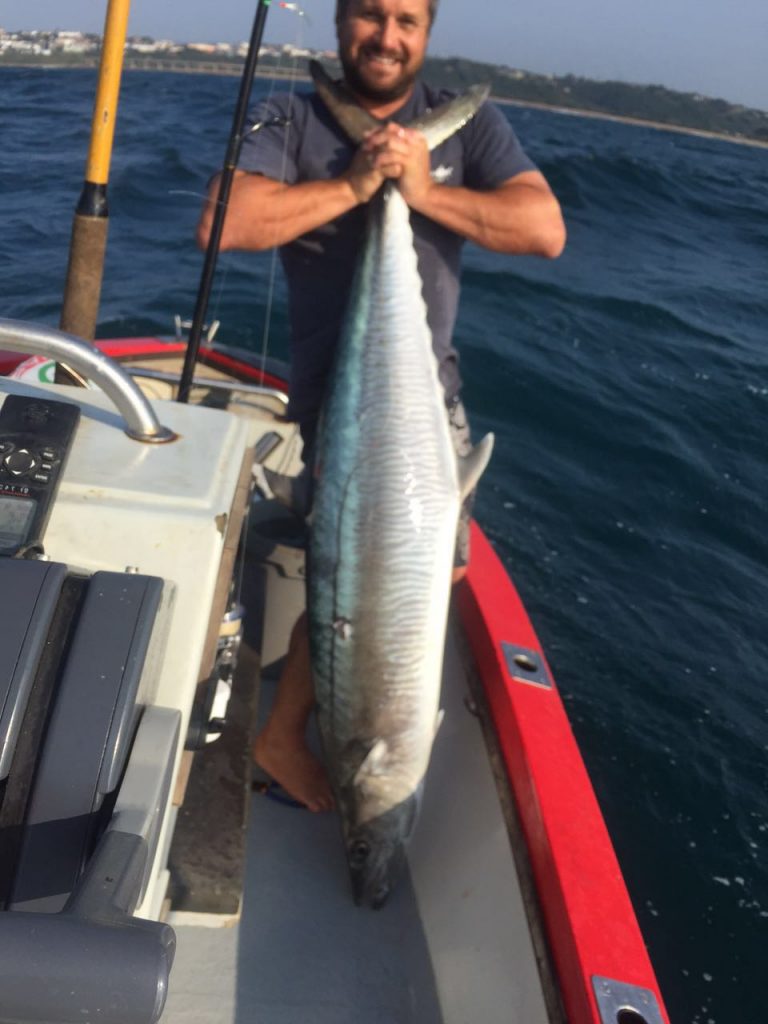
[1, 67, 767, 1024]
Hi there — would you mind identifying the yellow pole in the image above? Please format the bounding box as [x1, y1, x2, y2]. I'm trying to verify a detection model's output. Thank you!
[84, 0, 132, 187]
[59, 0, 131, 379]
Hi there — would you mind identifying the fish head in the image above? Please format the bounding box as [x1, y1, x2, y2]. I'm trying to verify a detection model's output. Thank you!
[343, 790, 421, 909]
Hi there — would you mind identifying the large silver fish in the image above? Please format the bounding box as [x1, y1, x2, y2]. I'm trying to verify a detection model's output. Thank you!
[307, 61, 494, 908]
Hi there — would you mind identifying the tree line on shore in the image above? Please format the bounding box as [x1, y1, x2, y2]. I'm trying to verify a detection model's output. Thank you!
[423, 56, 768, 143]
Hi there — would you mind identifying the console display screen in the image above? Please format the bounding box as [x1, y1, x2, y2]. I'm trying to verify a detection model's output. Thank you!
[0, 496, 37, 551]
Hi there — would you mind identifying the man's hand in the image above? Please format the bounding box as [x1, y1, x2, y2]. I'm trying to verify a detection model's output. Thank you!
[358, 123, 434, 207]
[342, 139, 387, 204]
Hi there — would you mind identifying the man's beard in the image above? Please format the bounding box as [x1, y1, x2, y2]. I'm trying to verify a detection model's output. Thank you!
[340, 50, 420, 105]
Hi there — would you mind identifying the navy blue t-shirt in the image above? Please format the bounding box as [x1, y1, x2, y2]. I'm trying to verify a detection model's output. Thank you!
[238, 81, 536, 424]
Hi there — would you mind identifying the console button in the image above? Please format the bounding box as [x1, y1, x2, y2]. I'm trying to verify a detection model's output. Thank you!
[4, 449, 36, 476]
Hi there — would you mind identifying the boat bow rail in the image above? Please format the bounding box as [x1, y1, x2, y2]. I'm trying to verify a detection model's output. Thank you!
[0, 318, 175, 443]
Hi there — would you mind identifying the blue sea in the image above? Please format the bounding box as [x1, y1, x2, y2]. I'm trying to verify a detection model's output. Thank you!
[2, 67, 766, 1024]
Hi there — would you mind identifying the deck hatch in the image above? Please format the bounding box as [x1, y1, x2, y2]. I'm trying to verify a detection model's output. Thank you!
[592, 976, 666, 1024]
[501, 642, 553, 689]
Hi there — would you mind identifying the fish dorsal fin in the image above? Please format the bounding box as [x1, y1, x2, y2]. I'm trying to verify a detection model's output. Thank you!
[310, 59, 383, 144]
[354, 738, 389, 783]
[310, 59, 489, 152]
[458, 432, 495, 500]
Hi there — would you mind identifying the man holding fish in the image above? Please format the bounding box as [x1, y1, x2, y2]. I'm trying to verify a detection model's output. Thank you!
[197, 0, 565, 824]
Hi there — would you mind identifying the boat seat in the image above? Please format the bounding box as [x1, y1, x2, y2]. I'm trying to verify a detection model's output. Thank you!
[7, 569, 166, 912]
[0, 559, 68, 789]
[0, 705, 180, 1024]
[0, 558, 179, 1023]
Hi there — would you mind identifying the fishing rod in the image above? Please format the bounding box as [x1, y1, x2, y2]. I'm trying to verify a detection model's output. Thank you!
[58, 0, 131, 385]
[177, 0, 274, 404]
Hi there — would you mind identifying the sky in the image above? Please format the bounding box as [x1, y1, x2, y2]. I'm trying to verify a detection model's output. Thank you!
[2, 0, 766, 110]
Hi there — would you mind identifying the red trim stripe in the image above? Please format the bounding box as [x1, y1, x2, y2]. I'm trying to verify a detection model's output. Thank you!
[2, 337, 287, 392]
[96, 338, 287, 391]
[457, 522, 670, 1024]
[96, 338, 188, 358]
[0, 350, 28, 374]
[197, 348, 287, 391]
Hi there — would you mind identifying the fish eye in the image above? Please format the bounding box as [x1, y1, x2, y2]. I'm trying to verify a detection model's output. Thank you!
[349, 839, 370, 866]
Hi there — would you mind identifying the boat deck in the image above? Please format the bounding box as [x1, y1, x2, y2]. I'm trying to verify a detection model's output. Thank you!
[163, 626, 553, 1024]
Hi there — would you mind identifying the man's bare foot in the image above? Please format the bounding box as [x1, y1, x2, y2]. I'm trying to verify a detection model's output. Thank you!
[253, 731, 334, 813]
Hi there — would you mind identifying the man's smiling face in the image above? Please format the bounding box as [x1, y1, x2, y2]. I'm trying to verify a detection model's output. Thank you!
[337, 0, 432, 105]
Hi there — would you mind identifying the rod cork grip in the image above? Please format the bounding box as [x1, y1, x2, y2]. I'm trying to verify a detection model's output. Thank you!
[59, 212, 109, 344]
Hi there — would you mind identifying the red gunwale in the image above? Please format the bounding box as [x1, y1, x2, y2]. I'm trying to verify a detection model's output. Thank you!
[196, 347, 287, 392]
[457, 522, 670, 1023]
[0, 350, 32, 375]
[1, 335, 669, 1022]
[97, 338, 188, 358]
[1, 337, 287, 392]
[96, 338, 288, 392]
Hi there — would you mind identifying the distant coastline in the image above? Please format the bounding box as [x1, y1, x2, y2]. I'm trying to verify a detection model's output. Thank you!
[492, 96, 768, 150]
[3, 49, 767, 148]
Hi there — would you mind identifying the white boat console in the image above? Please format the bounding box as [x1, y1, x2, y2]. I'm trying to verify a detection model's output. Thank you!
[0, 327, 256, 1024]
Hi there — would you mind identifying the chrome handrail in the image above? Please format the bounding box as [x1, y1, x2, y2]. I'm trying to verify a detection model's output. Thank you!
[0, 319, 175, 443]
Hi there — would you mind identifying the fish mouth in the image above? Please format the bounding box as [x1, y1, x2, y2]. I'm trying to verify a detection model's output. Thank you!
[346, 829, 407, 910]
[348, 836, 391, 908]
[350, 869, 392, 910]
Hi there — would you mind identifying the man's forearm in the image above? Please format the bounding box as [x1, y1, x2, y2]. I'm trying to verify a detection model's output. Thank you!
[197, 162, 566, 260]
[408, 175, 566, 258]
[197, 172, 362, 252]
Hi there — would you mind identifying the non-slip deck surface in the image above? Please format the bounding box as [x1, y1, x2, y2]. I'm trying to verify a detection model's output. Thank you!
[162, 632, 550, 1024]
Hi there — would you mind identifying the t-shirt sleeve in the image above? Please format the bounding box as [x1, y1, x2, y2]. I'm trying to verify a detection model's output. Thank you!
[236, 93, 302, 184]
[461, 100, 538, 189]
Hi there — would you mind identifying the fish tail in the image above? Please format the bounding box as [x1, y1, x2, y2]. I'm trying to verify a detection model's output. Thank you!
[309, 59, 489, 150]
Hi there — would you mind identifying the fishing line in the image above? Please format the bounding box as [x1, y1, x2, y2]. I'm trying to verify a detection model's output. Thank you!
[164, 189, 232, 341]
[204, 3, 310, 370]
[256, 3, 310, 383]
[179, 0, 277, 401]
[226, 3, 312, 615]
[167, 189, 216, 202]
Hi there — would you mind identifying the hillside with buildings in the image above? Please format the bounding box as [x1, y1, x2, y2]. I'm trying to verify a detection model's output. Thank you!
[2, 28, 766, 143]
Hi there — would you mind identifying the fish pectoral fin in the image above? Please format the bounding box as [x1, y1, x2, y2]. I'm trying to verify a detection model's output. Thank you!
[263, 465, 312, 519]
[354, 738, 389, 783]
[458, 432, 495, 500]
